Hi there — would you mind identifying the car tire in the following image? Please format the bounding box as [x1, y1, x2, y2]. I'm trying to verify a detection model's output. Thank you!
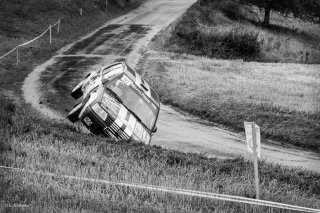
[67, 102, 84, 123]
[71, 83, 83, 99]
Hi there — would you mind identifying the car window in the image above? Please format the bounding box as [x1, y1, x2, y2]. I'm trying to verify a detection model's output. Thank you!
[106, 75, 158, 130]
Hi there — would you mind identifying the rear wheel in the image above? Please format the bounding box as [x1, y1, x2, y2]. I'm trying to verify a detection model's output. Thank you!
[67, 102, 84, 123]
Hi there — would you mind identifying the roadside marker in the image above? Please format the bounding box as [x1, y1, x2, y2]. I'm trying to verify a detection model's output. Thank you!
[57, 20, 60, 33]
[244, 121, 261, 200]
[16, 48, 19, 66]
[49, 24, 52, 44]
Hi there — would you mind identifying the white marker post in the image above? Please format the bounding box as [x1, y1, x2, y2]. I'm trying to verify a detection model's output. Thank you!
[57, 20, 60, 34]
[16, 48, 19, 66]
[244, 122, 261, 200]
[49, 24, 52, 44]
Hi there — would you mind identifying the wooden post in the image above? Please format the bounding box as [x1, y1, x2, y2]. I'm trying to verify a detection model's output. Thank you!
[16, 48, 19, 66]
[251, 123, 260, 200]
[49, 24, 52, 44]
[57, 20, 60, 34]
[305, 52, 309, 64]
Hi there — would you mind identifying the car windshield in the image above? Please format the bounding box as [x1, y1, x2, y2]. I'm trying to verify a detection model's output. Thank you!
[105, 75, 158, 130]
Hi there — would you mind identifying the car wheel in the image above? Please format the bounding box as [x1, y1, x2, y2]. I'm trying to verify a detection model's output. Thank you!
[71, 82, 83, 99]
[67, 102, 84, 123]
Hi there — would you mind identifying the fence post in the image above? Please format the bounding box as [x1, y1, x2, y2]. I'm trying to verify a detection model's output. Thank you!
[80, 8, 83, 16]
[251, 122, 260, 200]
[16, 48, 19, 66]
[57, 20, 60, 34]
[49, 24, 52, 44]
[305, 52, 309, 64]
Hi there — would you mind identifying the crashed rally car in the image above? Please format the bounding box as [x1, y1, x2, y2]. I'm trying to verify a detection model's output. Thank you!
[67, 62, 160, 145]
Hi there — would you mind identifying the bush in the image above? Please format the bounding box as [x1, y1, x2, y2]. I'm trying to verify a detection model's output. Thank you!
[225, 27, 261, 58]
[173, 21, 261, 60]
[221, 1, 244, 20]
[173, 9, 199, 41]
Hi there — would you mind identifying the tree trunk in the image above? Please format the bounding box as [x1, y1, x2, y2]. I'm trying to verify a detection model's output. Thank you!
[263, 2, 271, 25]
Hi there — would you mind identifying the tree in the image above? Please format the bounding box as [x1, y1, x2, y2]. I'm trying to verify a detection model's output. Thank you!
[263, 0, 272, 25]
[238, 0, 320, 25]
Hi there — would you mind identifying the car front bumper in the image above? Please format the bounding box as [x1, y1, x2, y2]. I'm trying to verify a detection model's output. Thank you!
[80, 105, 130, 140]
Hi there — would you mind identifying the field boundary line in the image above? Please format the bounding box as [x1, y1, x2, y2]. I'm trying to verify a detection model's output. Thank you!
[0, 19, 61, 62]
[1, 166, 319, 212]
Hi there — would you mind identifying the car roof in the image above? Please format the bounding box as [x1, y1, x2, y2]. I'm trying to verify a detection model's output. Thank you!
[103, 62, 160, 107]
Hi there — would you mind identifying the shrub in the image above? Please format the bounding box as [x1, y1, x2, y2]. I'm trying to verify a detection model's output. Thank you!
[172, 22, 261, 60]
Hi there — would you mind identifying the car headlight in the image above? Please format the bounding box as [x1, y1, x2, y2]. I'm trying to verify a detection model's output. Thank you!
[142, 132, 151, 145]
[133, 122, 151, 145]
[92, 103, 108, 121]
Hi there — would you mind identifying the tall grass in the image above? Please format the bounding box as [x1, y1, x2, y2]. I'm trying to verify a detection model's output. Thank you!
[1, 93, 320, 211]
[1, 101, 320, 211]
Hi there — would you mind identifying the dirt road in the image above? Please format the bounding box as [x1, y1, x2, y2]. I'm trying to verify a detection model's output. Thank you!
[23, 0, 320, 173]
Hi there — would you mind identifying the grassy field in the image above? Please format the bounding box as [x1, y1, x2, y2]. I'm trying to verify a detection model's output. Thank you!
[1, 0, 320, 212]
[163, 0, 320, 63]
[140, 0, 320, 152]
[1, 98, 320, 212]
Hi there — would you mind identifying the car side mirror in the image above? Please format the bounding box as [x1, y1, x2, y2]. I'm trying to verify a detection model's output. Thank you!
[152, 126, 157, 133]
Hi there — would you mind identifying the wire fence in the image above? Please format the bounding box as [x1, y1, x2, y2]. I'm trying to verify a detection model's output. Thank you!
[1, 166, 319, 212]
[0, 19, 61, 65]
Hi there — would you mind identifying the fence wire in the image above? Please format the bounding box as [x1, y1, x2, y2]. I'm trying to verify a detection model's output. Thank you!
[0, 19, 61, 62]
[1, 166, 319, 213]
